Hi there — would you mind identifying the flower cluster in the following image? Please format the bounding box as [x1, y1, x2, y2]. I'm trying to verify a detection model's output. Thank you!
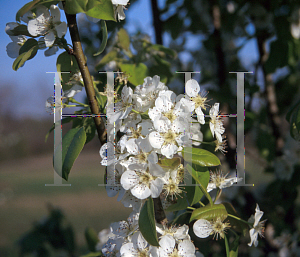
[5, 4, 67, 58]
[97, 214, 199, 257]
[100, 76, 227, 203]
[97, 76, 267, 255]
[5, 1, 130, 59]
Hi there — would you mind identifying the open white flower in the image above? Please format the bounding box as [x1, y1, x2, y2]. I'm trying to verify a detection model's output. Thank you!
[248, 204, 266, 247]
[107, 85, 133, 125]
[120, 163, 165, 199]
[110, 211, 139, 240]
[159, 236, 196, 257]
[156, 224, 190, 242]
[209, 103, 225, 143]
[120, 231, 159, 257]
[149, 117, 189, 159]
[180, 79, 208, 124]
[28, 5, 67, 47]
[193, 218, 230, 240]
[207, 171, 242, 192]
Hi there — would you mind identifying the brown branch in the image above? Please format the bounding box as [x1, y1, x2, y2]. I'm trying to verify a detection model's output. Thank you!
[256, 31, 284, 156]
[211, 3, 226, 88]
[153, 197, 167, 225]
[64, 12, 107, 145]
[150, 0, 163, 45]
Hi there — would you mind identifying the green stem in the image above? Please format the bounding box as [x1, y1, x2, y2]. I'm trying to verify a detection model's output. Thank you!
[64, 11, 106, 145]
[68, 98, 89, 107]
[227, 214, 251, 226]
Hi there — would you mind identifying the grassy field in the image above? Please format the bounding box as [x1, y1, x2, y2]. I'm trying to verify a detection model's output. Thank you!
[0, 149, 131, 257]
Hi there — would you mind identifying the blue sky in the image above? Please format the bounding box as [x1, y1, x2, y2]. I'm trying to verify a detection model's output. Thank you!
[0, 0, 156, 119]
[0, 0, 257, 119]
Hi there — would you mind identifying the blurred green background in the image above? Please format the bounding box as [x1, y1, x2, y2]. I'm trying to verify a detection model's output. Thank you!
[1, 0, 300, 256]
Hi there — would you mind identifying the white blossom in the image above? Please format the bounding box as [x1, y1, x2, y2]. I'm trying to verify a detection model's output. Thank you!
[209, 103, 225, 143]
[159, 236, 196, 257]
[120, 163, 165, 199]
[248, 204, 266, 247]
[28, 5, 67, 47]
[207, 171, 242, 192]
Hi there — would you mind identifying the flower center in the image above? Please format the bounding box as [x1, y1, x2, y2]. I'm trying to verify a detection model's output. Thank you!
[137, 152, 149, 163]
[192, 94, 208, 110]
[211, 218, 230, 240]
[130, 127, 143, 139]
[163, 109, 176, 123]
[161, 130, 178, 145]
[139, 172, 153, 186]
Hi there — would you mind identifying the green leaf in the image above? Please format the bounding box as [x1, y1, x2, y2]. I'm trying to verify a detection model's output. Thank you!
[119, 63, 148, 86]
[229, 235, 239, 257]
[95, 50, 118, 70]
[93, 20, 108, 56]
[61, 127, 86, 180]
[264, 40, 289, 74]
[65, 0, 115, 21]
[117, 28, 130, 51]
[286, 99, 300, 122]
[15, 0, 60, 21]
[166, 192, 188, 212]
[158, 157, 181, 170]
[13, 39, 39, 71]
[9, 24, 32, 37]
[85, 227, 99, 252]
[45, 117, 74, 142]
[171, 212, 191, 226]
[139, 198, 159, 246]
[182, 147, 221, 167]
[16, 0, 41, 22]
[190, 204, 228, 222]
[223, 202, 248, 236]
[56, 51, 80, 91]
[186, 165, 210, 206]
[72, 117, 96, 144]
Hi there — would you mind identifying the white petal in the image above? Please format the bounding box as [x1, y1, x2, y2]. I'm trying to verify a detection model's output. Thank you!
[193, 219, 213, 238]
[55, 22, 67, 38]
[5, 22, 19, 36]
[178, 239, 196, 255]
[117, 5, 126, 20]
[153, 118, 170, 133]
[161, 143, 178, 159]
[50, 5, 61, 22]
[150, 178, 164, 198]
[195, 107, 205, 124]
[149, 132, 164, 149]
[186, 79, 200, 98]
[28, 19, 44, 36]
[120, 170, 139, 190]
[131, 183, 152, 199]
[44, 31, 55, 47]
[159, 235, 175, 253]
[6, 42, 21, 58]
[120, 242, 138, 256]
[36, 5, 49, 18]
[112, 0, 129, 5]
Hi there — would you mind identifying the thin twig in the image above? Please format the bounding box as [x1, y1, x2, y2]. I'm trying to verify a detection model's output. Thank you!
[64, 12, 107, 145]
